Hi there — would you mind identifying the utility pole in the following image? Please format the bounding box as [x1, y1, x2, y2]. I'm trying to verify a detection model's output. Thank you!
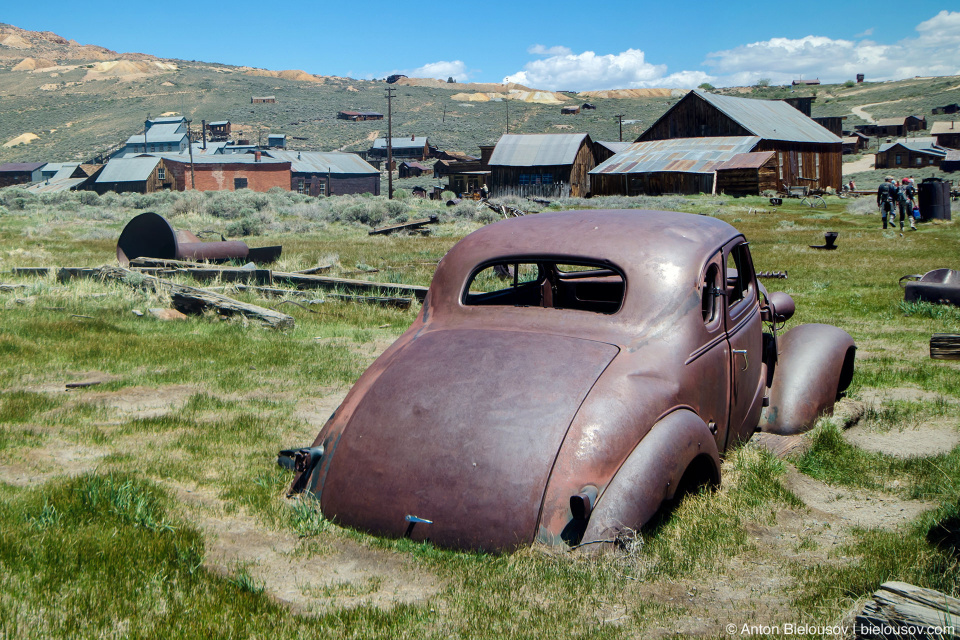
[143, 113, 150, 153]
[185, 119, 196, 190]
[505, 99, 509, 134]
[385, 85, 396, 199]
[615, 114, 625, 142]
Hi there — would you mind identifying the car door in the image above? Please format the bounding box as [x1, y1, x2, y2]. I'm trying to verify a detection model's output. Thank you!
[722, 240, 765, 449]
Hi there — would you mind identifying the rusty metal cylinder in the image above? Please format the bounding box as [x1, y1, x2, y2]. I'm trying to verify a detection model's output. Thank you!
[117, 211, 252, 266]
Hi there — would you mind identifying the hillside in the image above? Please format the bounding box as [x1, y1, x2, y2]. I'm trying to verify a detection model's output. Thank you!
[1, 23, 959, 165]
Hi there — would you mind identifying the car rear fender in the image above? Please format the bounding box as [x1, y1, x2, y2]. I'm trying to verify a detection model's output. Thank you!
[580, 409, 720, 544]
[759, 323, 856, 436]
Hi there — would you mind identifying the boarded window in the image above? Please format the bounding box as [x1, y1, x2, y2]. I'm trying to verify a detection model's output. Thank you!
[297, 178, 305, 194]
[234, 177, 248, 189]
[464, 259, 624, 314]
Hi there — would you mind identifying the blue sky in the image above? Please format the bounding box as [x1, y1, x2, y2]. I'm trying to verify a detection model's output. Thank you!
[3, 1, 958, 90]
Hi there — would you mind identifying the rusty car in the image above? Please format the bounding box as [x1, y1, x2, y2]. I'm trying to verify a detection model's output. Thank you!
[283, 209, 855, 552]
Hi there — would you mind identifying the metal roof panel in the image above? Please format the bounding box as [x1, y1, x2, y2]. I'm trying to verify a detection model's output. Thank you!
[488, 133, 590, 167]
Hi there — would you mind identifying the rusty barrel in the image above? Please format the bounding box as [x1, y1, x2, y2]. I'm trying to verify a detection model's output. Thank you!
[116, 212, 250, 266]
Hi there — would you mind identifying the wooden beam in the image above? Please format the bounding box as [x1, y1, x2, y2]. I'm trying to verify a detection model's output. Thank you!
[272, 271, 428, 301]
[98, 265, 293, 329]
[234, 284, 412, 309]
[368, 215, 439, 235]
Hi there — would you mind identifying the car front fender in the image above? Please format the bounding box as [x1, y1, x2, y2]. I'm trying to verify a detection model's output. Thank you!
[579, 409, 720, 544]
[759, 323, 856, 436]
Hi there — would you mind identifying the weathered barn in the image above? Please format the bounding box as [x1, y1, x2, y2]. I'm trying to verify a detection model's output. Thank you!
[24, 163, 101, 194]
[0, 162, 46, 187]
[337, 111, 384, 121]
[123, 117, 189, 155]
[592, 140, 629, 165]
[875, 140, 946, 169]
[859, 115, 927, 137]
[488, 133, 595, 198]
[91, 157, 174, 195]
[267, 134, 286, 149]
[163, 154, 291, 192]
[637, 89, 842, 190]
[262, 149, 379, 196]
[932, 121, 960, 149]
[714, 151, 779, 196]
[589, 136, 761, 196]
[368, 136, 434, 161]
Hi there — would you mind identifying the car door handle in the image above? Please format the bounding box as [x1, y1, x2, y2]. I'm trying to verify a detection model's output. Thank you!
[733, 349, 748, 371]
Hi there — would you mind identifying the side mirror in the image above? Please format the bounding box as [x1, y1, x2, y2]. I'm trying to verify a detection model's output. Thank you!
[762, 291, 795, 323]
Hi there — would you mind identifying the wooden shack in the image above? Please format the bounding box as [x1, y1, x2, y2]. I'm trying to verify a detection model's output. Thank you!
[338, 111, 384, 121]
[561, 106, 580, 115]
[251, 96, 276, 104]
[714, 151, 778, 196]
[488, 133, 595, 198]
[398, 161, 431, 178]
[205, 121, 231, 141]
[932, 121, 960, 149]
[90, 157, 174, 195]
[783, 96, 814, 116]
[637, 89, 842, 191]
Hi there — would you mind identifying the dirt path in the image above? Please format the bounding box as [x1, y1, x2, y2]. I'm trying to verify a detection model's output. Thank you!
[843, 154, 875, 175]
[851, 98, 907, 123]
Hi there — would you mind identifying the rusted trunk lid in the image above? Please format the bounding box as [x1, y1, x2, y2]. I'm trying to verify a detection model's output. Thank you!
[320, 328, 618, 551]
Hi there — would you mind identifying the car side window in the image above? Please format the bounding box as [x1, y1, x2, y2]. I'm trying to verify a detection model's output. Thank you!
[701, 263, 721, 324]
[725, 243, 756, 310]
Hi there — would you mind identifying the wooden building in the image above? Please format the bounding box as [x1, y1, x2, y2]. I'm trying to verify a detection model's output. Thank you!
[337, 110, 384, 121]
[783, 96, 814, 116]
[205, 121, 231, 141]
[592, 140, 629, 164]
[942, 149, 960, 173]
[714, 151, 778, 196]
[932, 121, 960, 149]
[561, 105, 580, 115]
[90, 157, 174, 195]
[636, 89, 842, 191]
[251, 96, 276, 104]
[488, 133, 595, 198]
[589, 136, 762, 196]
[368, 136, 434, 161]
[398, 161, 431, 178]
[812, 116, 845, 137]
[792, 78, 820, 86]
[842, 133, 870, 154]
[875, 140, 946, 169]
[0, 162, 46, 188]
[932, 104, 960, 115]
[859, 116, 927, 137]
[262, 150, 380, 196]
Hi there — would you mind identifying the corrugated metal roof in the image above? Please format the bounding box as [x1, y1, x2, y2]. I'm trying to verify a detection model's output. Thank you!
[263, 150, 378, 174]
[932, 121, 959, 135]
[150, 116, 185, 124]
[488, 133, 590, 167]
[372, 137, 429, 150]
[126, 124, 188, 145]
[208, 121, 230, 126]
[268, 134, 286, 140]
[96, 157, 160, 183]
[714, 151, 776, 171]
[0, 162, 46, 172]
[692, 90, 841, 144]
[876, 117, 907, 126]
[945, 149, 960, 161]
[50, 163, 81, 181]
[590, 137, 760, 175]
[160, 155, 288, 165]
[24, 177, 88, 193]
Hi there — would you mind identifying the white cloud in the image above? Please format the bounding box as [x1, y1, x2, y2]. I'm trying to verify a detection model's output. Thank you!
[855, 27, 874, 37]
[528, 44, 572, 56]
[502, 48, 706, 91]
[410, 60, 470, 81]
[704, 10, 960, 85]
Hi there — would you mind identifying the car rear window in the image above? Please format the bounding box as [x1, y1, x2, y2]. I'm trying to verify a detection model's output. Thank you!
[463, 259, 625, 314]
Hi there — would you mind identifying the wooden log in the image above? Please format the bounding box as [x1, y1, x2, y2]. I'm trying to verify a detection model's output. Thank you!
[56, 267, 106, 283]
[233, 285, 412, 309]
[129, 257, 216, 269]
[855, 581, 960, 639]
[98, 265, 293, 329]
[931, 334, 960, 360]
[130, 263, 273, 285]
[295, 264, 333, 275]
[272, 271, 428, 301]
[10, 267, 50, 276]
[368, 215, 438, 236]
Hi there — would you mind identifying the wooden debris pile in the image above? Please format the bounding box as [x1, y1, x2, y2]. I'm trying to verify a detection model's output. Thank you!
[855, 582, 959, 639]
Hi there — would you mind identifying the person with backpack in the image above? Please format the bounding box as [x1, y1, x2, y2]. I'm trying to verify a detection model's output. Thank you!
[877, 176, 899, 230]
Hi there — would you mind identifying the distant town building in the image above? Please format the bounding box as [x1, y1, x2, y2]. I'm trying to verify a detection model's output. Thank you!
[932, 121, 960, 149]
[488, 133, 596, 198]
[261, 150, 380, 196]
[251, 96, 276, 104]
[91, 157, 174, 194]
[368, 136, 435, 161]
[0, 162, 47, 187]
[337, 110, 384, 121]
[875, 139, 946, 169]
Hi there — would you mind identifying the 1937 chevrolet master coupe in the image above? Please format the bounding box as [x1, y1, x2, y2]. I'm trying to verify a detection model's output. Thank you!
[284, 210, 855, 551]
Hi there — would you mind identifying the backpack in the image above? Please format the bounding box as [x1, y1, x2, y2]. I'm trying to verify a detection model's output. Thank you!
[879, 183, 895, 203]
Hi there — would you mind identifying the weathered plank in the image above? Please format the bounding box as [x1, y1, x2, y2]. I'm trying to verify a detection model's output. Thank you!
[56, 267, 106, 283]
[11, 267, 51, 276]
[98, 265, 293, 329]
[855, 581, 960, 639]
[233, 284, 412, 309]
[931, 334, 960, 360]
[272, 271, 428, 301]
[369, 216, 438, 235]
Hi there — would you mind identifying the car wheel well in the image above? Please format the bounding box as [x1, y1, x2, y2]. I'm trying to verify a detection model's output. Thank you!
[837, 345, 856, 400]
[673, 453, 720, 500]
